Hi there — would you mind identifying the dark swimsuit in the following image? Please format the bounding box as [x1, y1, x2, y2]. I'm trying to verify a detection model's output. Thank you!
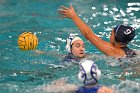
[76, 85, 102, 93]
[62, 53, 82, 62]
[121, 47, 136, 58]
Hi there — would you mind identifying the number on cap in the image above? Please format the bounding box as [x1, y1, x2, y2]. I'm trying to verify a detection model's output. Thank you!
[124, 29, 131, 35]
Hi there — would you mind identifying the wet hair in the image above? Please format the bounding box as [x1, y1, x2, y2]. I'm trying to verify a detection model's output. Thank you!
[114, 24, 135, 44]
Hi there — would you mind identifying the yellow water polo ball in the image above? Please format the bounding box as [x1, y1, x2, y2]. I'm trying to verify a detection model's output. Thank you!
[18, 32, 38, 50]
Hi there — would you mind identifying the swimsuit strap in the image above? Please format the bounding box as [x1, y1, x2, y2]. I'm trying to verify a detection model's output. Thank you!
[63, 53, 80, 62]
[121, 47, 136, 57]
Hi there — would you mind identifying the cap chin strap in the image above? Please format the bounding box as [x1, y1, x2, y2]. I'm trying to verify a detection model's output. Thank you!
[66, 37, 75, 53]
[120, 44, 127, 48]
[69, 37, 74, 53]
[114, 40, 127, 47]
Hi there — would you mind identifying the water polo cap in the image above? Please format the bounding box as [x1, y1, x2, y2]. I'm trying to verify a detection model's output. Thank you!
[78, 59, 101, 85]
[114, 24, 135, 44]
[66, 34, 82, 53]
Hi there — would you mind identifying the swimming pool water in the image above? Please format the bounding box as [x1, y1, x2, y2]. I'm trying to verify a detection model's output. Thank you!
[0, 0, 140, 93]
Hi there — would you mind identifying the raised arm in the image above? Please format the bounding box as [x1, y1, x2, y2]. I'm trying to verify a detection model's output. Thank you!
[59, 5, 116, 56]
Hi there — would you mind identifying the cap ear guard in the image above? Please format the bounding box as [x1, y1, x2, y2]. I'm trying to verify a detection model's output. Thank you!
[65, 38, 72, 53]
[78, 67, 86, 83]
[90, 64, 100, 84]
[91, 63, 101, 80]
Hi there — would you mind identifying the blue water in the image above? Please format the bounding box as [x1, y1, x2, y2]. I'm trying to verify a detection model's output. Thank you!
[0, 0, 140, 93]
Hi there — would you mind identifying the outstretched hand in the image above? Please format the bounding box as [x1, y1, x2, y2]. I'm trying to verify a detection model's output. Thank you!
[58, 4, 77, 19]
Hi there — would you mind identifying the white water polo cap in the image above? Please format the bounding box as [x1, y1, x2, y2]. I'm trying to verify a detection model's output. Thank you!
[78, 59, 101, 85]
[65, 34, 82, 53]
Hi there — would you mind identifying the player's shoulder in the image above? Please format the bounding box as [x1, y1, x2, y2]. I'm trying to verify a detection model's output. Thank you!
[135, 50, 140, 56]
[98, 86, 114, 93]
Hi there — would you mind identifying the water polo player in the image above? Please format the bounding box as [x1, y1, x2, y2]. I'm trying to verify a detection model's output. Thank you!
[59, 5, 139, 58]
